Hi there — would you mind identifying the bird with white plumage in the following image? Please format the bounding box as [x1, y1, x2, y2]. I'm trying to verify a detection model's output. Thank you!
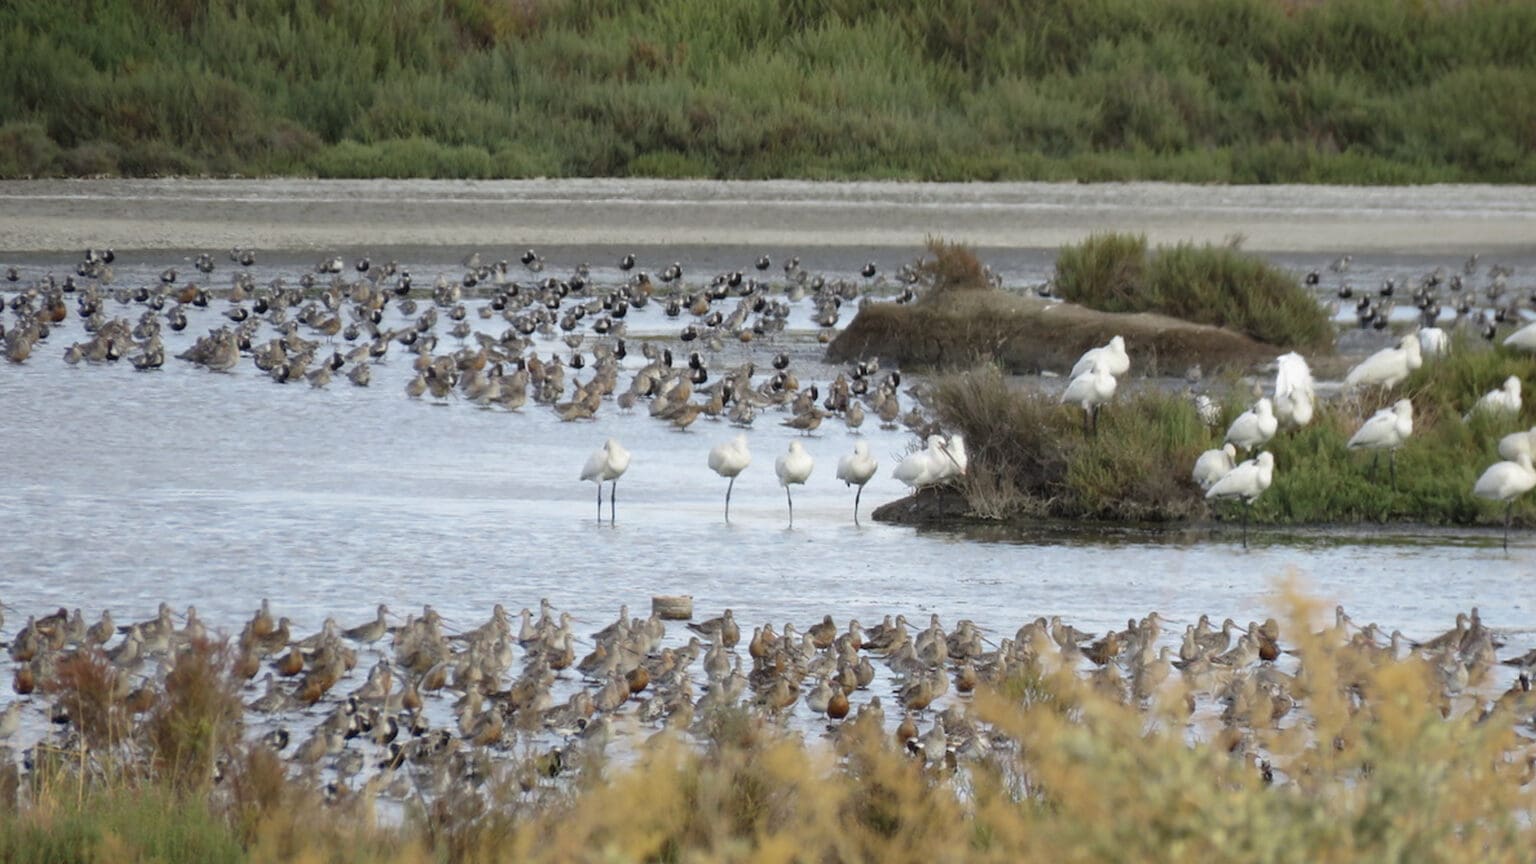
[1192, 443, 1237, 491]
[579, 438, 630, 524]
[836, 440, 879, 525]
[1347, 399, 1413, 489]
[1468, 375, 1522, 419]
[1206, 451, 1275, 549]
[1344, 332, 1422, 391]
[1272, 352, 1315, 429]
[1061, 358, 1117, 434]
[1070, 335, 1129, 379]
[1224, 397, 1277, 453]
[1473, 452, 1536, 550]
[775, 440, 814, 528]
[707, 434, 751, 523]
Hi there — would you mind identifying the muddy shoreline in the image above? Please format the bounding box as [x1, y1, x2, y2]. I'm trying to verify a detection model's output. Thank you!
[3, 178, 1536, 253]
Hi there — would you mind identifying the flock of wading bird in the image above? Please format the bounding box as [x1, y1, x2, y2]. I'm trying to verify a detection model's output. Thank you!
[1061, 319, 1536, 548]
[3, 248, 1536, 537]
[0, 246, 968, 526]
[3, 594, 1535, 800]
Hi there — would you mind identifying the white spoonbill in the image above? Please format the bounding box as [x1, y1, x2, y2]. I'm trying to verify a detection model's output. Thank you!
[775, 440, 815, 528]
[893, 436, 947, 491]
[836, 440, 879, 525]
[1191, 443, 1237, 491]
[1346, 399, 1413, 489]
[1206, 451, 1275, 549]
[1272, 352, 1315, 429]
[1062, 359, 1117, 434]
[1344, 333, 1422, 391]
[1473, 451, 1536, 550]
[1224, 397, 1277, 452]
[936, 434, 968, 481]
[1503, 321, 1536, 353]
[1497, 425, 1536, 461]
[1469, 375, 1522, 419]
[707, 434, 751, 523]
[579, 438, 631, 524]
[1419, 327, 1449, 358]
[1070, 335, 1129, 379]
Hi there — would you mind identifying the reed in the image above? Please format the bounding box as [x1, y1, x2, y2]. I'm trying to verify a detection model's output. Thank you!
[3, 0, 1536, 180]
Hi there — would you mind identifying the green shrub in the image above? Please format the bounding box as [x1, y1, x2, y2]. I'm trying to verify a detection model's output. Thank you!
[1054, 233, 1333, 352]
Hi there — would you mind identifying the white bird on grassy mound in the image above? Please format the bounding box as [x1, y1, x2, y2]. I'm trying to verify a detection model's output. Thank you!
[836, 441, 880, 525]
[1206, 451, 1275, 549]
[1347, 399, 1413, 489]
[1192, 443, 1237, 491]
[1503, 321, 1536, 353]
[1497, 425, 1536, 461]
[1062, 359, 1117, 434]
[1419, 327, 1450, 358]
[1469, 375, 1522, 419]
[1071, 335, 1129, 379]
[775, 440, 815, 528]
[1272, 352, 1315, 429]
[1473, 451, 1536, 550]
[936, 434, 968, 481]
[1344, 332, 1422, 391]
[579, 438, 631, 524]
[1224, 397, 1277, 453]
[708, 433, 751, 523]
[893, 435, 949, 491]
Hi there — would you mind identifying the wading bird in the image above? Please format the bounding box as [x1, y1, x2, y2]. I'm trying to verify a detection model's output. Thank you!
[580, 438, 631, 524]
[1347, 399, 1413, 489]
[775, 440, 814, 528]
[835, 440, 879, 525]
[1206, 451, 1275, 549]
[707, 434, 751, 523]
[1473, 452, 1536, 550]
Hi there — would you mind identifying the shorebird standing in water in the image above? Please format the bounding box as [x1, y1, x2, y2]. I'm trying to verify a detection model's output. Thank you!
[775, 440, 814, 528]
[708, 434, 751, 523]
[836, 440, 878, 525]
[580, 438, 631, 524]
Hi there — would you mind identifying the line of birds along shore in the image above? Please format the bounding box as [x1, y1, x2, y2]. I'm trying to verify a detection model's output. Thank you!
[3, 595, 1533, 797]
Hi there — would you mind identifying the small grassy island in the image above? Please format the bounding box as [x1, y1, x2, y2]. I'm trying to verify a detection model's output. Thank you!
[854, 237, 1536, 530]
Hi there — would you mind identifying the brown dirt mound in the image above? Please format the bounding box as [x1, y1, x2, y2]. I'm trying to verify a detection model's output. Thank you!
[827, 290, 1278, 374]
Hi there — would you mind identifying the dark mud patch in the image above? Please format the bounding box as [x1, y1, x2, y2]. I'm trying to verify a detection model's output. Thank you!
[827, 289, 1280, 374]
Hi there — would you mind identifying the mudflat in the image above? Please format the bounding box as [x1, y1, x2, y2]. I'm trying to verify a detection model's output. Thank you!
[2, 178, 1534, 253]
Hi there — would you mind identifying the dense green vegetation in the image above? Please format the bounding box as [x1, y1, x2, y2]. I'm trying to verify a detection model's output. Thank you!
[931, 339, 1536, 527]
[1054, 233, 1335, 352]
[3, 0, 1536, 181]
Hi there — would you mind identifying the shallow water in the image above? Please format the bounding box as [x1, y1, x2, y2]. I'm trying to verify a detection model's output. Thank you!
[4, 184, 1536, 776]
[3, 247, 1533, 652]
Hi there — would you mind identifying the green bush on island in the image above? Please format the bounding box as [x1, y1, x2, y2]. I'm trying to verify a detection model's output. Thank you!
[929, 338, 1536, 527]
[3, 0, 1536, 181]
[1054, 233, 1335, 353]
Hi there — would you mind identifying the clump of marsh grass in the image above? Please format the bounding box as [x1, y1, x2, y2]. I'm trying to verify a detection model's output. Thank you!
[1054, 233, 1334, 352]
[915, 236, 995, 300]
[931, 364, 1208, 522]
[144, 638, 245, 791]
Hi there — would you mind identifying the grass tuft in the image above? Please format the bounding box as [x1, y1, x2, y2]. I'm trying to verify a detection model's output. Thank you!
[1054, 233, 1334, 352]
